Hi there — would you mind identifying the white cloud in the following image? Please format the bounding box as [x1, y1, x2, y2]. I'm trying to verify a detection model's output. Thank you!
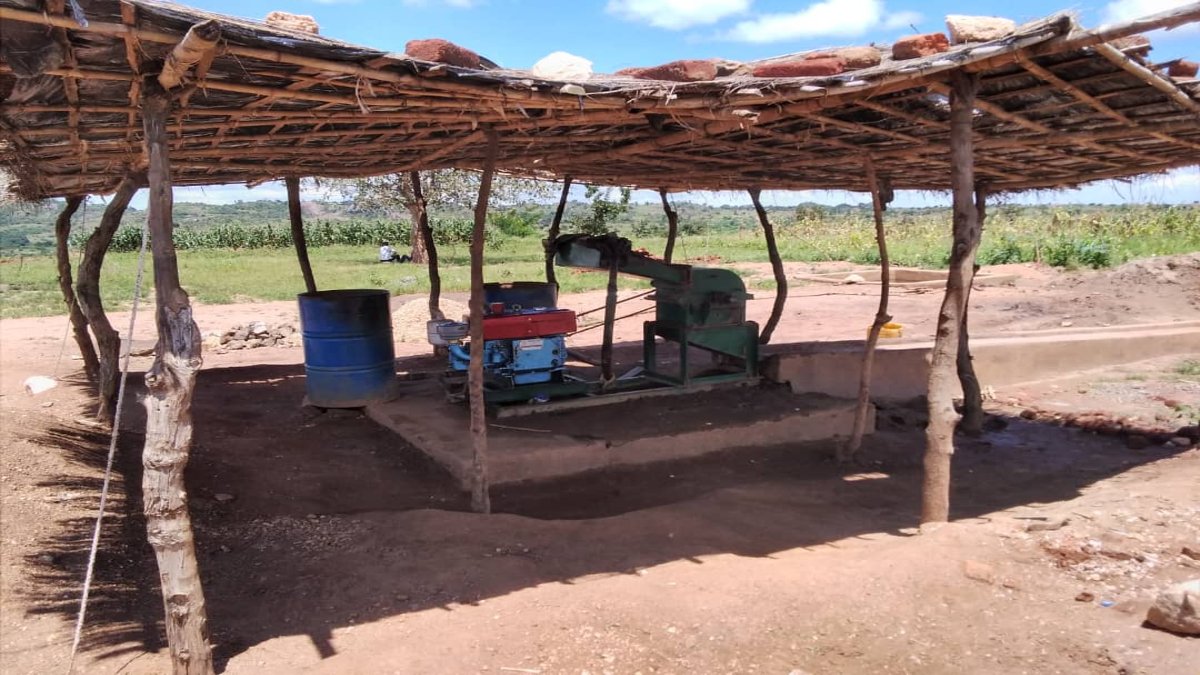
[607, 0, 750, 30]
[1102, 0, 1192, 23]
[396, 0, 478, 7]
[724, 0, 903, 43]
[882, 10, 922, 30]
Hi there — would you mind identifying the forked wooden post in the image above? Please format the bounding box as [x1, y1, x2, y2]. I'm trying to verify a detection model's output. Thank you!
[747, 188, 787, 344]
[840, 157, 892, 462]
[285, 176, 317, 294]
[545, 175, 572, 287]
[922, 72, 983, 526]
[956, 185, 988, 436]
[75, 172, 143, 422]
[468, 129, 499, 514]
[659, 188, 679, 264]
[140, 80, 214, 675]
[406, 173, 431, 265]
[410, 171, 443, 320]
[53, 195, 100, 380]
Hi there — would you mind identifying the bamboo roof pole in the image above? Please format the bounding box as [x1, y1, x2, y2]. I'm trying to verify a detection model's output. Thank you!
[1092, 42, 1200, 116]
[158, 19, 220, 89]
[1014, 55, 1200, 153]
[468, 128, 499, 515]
[840, 156, 892, 463]
[922, 71, 983, 527]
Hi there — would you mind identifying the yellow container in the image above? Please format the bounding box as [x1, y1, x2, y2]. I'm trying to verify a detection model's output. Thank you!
[870, 322, 903, 339]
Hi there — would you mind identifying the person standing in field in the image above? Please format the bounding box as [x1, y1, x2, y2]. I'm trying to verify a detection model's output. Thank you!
[379, 241, 411, 263]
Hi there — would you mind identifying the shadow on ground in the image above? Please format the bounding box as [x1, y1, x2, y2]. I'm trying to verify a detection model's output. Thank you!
[20, 353, 1190, 672]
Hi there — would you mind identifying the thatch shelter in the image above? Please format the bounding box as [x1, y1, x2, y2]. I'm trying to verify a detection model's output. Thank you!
[1, 1, 1199, 197]
[2, 1, 1198, 673]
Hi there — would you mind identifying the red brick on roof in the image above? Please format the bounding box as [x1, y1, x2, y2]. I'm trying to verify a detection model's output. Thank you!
[805, 47, 881, 69]
[625, 59, 719, 82]
[753, 57, 846, 78]
[1168, 60, 1198, 77]
[892, 33, 951, 60]
[405, 38, 482, 68]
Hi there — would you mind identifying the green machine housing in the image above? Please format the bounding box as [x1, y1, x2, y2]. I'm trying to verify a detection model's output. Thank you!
[554, 234, 759, 385]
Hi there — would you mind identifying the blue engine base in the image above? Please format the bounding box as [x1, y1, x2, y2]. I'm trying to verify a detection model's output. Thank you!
[448, 335, 567, 388]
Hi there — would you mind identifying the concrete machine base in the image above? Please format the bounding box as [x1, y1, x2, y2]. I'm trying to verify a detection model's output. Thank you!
[765, 321, 1200, 400]
[366, 381, 869, 487]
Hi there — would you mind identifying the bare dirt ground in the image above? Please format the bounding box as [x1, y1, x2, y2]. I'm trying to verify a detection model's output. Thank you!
[1, 257, 1198, 674]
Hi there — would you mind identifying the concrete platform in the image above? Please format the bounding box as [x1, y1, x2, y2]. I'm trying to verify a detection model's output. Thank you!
[366, 381, 870, 487]
[795, 267, 1019, 288]
[764, 320, 1200, 401]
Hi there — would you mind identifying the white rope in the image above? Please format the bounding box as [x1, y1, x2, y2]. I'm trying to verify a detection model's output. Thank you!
[67, 205, 151, 674]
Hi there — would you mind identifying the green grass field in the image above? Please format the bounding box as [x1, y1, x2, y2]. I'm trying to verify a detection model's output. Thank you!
[2, 203, 1197, 319]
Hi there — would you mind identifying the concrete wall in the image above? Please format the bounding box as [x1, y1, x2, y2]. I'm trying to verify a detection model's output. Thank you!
[764, 321, 1200, 400]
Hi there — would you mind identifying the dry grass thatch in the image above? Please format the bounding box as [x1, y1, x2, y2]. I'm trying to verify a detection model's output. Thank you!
[0, 0, 1198, 199]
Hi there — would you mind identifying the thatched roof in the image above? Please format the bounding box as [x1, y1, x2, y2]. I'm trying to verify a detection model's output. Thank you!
[1, 0, 1198, 199]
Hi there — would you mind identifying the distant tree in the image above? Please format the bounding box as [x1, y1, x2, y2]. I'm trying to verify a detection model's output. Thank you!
[333, 170, 553, 262]
[571, 185, 631, 236]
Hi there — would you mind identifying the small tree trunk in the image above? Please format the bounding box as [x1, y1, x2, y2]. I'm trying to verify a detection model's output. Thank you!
[54, 196, 100, 380]
[956, 186, 988, 437]
[407, 175, 430, 265]
[410, 171, 443, 321]
[75, 172, 143, 422]
[285, 177, 317, 294]
[922, 72, 983, 526]
[840, 158, 892, 462]
[140, 80, 214, 675]
[748, 188, 788, 344]
[468, 130, 499, 515]
[545, 175, 572, 286]
[659, 188, 679, 264]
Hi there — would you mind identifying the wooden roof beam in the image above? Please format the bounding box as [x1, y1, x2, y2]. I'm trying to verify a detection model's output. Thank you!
[926, 82, 1160, 165]
[852, 98, 1125, 172]
[1016, 54, 1200, 153]
[1092, 42, 1200, 116]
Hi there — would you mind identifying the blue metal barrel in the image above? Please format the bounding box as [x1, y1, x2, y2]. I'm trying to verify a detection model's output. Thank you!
[297, 289, 396, 408]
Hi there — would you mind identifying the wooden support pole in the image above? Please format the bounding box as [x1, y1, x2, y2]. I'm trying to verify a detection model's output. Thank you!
[600, 260, 619, 384]
[544, 175, 572, 287]
[158, 20, 220, 90]
[839, 157, 892, 462]
[956, 186, 987, 437]
[922, 72, 983, 526]
[468, 129, 499, 515]
[75, 172, 143, 422]
[54, 196, 100, 381]
[285, 177, 317, 295]
[659, 188, 679, 264]
[406, 173, 431, 266]
[747, 188, 787, 345]
[410, 171, 442, 320]
[140, 79, 215, 675]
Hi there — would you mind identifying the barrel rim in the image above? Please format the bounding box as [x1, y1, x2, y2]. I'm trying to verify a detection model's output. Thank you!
[297, 288, 391, 301]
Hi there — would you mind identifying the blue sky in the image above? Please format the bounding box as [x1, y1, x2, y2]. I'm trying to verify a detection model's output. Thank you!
[150, 0, 1199, 208]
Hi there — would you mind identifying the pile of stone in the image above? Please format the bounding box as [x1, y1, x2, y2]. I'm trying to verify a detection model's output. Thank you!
[203, 321, 300, 352]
